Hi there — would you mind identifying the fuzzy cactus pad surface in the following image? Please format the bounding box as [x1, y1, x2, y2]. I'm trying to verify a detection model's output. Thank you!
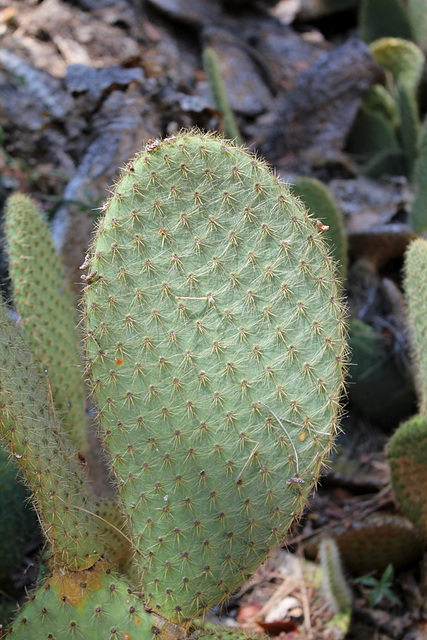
[84, 132, 347, 622]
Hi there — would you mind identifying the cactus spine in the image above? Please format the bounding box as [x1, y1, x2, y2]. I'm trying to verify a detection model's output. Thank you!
[84, 131, 347, 623]
[4, 193, 87, 450]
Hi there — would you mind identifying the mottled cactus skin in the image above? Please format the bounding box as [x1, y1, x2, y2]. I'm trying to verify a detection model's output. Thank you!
[0, 301, 101, 571]
[5, 193, 87, 450]
[7, 561, 154, 640]
[84, 132, 347, 622]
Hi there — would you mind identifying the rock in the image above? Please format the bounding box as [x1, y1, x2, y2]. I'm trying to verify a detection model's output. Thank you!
[202, 28, 273, 116]
[262, 38, 382, 159]
[50, 86, 160, 288]
[7, 0, 142, 77]
[146, 0, 221, 26]
[0, 50, 73, 130]
[65, 64, 144, 104]
[253, 20, 329, 91]
[296, 0, 360, 20]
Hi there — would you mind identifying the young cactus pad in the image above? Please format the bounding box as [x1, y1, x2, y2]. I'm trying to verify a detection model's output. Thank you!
[84, 132, 347, 622]
[5, 193, 86, 449]
[0, 301, 102, 571]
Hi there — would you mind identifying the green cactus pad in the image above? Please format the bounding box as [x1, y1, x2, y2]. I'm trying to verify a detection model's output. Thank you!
[370, 38, 425, 97]
[359, 0, 413, 43]
[290, 177, 348, 279]
[305, 513, 424, 574]
[403, 238, 427, 411]
[411, 118, 427, 234]
[0, 301, 102, 571]
[84, 131, 347, 622]
[408, 0, 427, 51]
[319, 537, 352, 634]
[0, 448, 38, 580]
[5, 193, 87, 450]
[7, 561, 155, 639]
[347, 318, 416, 429]
[202, 48, 242, 145]
[389, 415, 427, 537]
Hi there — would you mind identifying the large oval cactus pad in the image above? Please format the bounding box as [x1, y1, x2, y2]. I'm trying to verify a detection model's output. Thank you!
[85, 132, 347, 621]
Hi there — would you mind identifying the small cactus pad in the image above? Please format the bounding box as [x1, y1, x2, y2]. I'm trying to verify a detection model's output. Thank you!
[304, 513, 424, 573]
[290, 177, 348, 278]
[389, 415, 427, 538]
[85, 132, 347, 621]
[7, 561, 155, 639]
[403, 238, 427, 411]
[319, 538, 352, 618]
[0, 301, 102, 571]
[5, 193, 86, 449]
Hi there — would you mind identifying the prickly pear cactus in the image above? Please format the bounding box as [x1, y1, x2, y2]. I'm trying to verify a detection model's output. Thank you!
[389, 415, 427, 537]
[0, 301, 101, 571]
[402, 238, 427, 411]
[5, 193, 86, 449]
[84, 131, 347, 622]
[202, 48, 242, 145]
[290, 177, 348, 278]
[388, 239, 427, 539]
[7, 561, 155, 639]
[0, 448, 38, 580]
[359, 0, 413, 43]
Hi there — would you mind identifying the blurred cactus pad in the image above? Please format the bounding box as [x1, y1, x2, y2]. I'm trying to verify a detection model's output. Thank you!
[84, 131, 347, 622]
[389, 238, 427, 538]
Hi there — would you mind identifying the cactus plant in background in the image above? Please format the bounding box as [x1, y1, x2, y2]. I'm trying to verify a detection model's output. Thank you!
[410, 118, 427, 235]
[4, 193, 87, 450]
[202, 48, 242, 145]
[305, 513, 424, 574]
[408, 0, 427, 52]
[319, 538, 352, 632]
[389, 238, 427, 539]
[290, 176, 348, 279]
[0, 448, 38, 581]
[347, 37, 424, 180]
[359, 0, 413, 43]
[1, 131, 347, 636]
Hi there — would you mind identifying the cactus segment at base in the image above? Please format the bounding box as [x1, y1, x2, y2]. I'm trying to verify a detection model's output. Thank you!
[7, 561, 155, 640]
[84, 131, 347, 622]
